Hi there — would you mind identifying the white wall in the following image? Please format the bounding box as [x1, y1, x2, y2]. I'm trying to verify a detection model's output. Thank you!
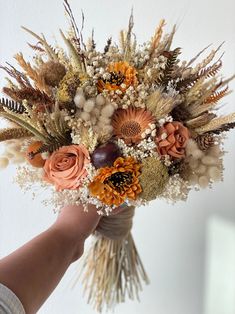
[0, 0, 235, 313]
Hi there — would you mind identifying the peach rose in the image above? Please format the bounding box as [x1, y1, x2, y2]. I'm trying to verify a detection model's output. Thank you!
[156, 122, 190, 159]
[43, 145, 90, 191]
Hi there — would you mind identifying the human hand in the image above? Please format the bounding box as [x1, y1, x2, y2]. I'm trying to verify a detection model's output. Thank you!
[51, 203, 126, 262]
[51, 204, 100, 261]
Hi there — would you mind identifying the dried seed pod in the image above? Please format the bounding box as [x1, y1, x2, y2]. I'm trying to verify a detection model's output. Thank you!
[40, 61, 66, 87]
[91, 142, 122, 169]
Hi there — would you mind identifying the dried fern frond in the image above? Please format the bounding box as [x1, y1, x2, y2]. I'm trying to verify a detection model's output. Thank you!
[146, 90, 175, 119]
[0, 98, 26, 114]
[0, 127, 32, 142]
[204, 86, 230, 105]
[175, 75, 199, 93]
[176, 60, 222, 94]
[186, 112, 216, 129]
[195, 113, 235, 134]
[157, 47, 181, 88]
[21, 26, 58, 61]
[14, 53, 51, 95]
[185, 77, 219, 116]
[197, 60, 222, 80]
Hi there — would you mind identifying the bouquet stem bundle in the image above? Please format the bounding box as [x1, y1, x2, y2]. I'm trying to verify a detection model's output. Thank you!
[80, 206, 149, 312]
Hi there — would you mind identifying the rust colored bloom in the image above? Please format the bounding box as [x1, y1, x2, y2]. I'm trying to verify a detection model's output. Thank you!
[97, 61, 137, 93]
[43, 144, 90, 191]
[156, 121, 190, 159]
[112, 107, 155, 144]
[89, 157, 142, 206]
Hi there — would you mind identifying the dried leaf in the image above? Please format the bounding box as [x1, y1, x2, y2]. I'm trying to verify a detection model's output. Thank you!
[186, 113, 216, 129]
[60, 29, 84, 72]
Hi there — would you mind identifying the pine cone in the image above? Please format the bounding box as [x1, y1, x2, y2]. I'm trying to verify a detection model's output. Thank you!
[196, 133, 215, 151]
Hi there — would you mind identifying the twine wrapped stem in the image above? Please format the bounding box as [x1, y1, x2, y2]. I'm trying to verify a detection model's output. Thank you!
[80, 205, 149, 312]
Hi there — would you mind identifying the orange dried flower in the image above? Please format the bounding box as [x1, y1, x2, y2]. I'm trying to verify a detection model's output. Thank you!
[112, 107, 155, 144]
[26, 141, 45, 168]
[97, 61, 137, 93]
[156, 121, 190, 159]
[89, 157, 142, 206]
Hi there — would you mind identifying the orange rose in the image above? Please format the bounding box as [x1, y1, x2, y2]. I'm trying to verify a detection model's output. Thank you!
[156, 122, 190, 159]
[43, 145, 90, 191]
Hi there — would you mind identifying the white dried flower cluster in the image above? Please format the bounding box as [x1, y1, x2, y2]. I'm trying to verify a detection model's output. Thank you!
[74, 88, 117, 136]
[117, 138, 158, 161]
[185, 139, 224, 188]
[134, 42, 167, 71]
[119, 85, 147, 109]
[158, 115, 173, 126]
[47, 185, 113, 216]
[14, 165, 46, 192]
[162, 174, 190, 203]
[99, 81, 152, 109]
[161, 155, 172, 167]
[166, 81, 180, 97]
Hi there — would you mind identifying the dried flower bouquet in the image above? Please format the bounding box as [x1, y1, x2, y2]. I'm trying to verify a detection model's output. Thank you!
[0, 0, 235, 311]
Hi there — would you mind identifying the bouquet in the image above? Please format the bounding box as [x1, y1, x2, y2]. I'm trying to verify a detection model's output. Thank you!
[0, 0, 234, 311]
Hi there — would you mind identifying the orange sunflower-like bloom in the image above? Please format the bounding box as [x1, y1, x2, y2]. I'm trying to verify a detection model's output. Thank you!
[89, 157, 142, 206]
[97, 61, 137, 93]
[112, 107, 155, 144]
